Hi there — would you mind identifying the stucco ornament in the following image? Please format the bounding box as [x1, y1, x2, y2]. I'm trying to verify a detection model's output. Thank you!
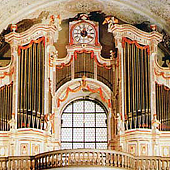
[8, 114, 16, 132]
[0, 0, 170, 34]
[66, 0, 104, 12]
[152, 114, 160, 130]
[117, 113, 123, 135]
[42, 14, 62, 42]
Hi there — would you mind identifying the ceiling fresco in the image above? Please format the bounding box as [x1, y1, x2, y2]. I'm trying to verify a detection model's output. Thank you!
[0, 0, 170, 66]
[0, 0, 169, 33]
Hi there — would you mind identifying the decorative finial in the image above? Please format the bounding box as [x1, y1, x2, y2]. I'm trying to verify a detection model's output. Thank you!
[11, 24, 17, 32]
[103, 17, 118, 25]
[150, 25, 157, 31]
[50, 15, 55, 25]
[82, 75, 87, 88]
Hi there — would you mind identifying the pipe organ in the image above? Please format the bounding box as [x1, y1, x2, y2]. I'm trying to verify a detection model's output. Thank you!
[2, 14, 170, 157]
[156, 82, 170, 131]
[122, 38, 151, 129]
[0, 82, 13, 131]
[56, 60, 71, 91]
[74, 53, 94, 79]
[97, 63, 113, 91]
[17, 37, 45, 129]
[55, 52, 113, 91]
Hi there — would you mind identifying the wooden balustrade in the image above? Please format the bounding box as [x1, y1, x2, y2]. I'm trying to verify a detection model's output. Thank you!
[0, 156, 34, 170]
[0, 150, 170, 169]
[34, 149, 134, 169]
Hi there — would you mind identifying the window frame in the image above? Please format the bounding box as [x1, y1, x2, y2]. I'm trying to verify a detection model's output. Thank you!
[61, 98, 108, 149]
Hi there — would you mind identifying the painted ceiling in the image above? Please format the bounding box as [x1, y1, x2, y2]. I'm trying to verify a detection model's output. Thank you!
[0, 0, 170, 67]
[0, 0, 169, 33]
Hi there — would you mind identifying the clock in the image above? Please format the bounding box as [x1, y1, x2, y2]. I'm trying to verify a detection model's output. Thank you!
[72, 22, 96, 44]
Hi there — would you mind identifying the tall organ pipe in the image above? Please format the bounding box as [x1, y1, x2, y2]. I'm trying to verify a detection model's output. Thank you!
[122, 38, 151, 129]
[17, 37, 45, 129]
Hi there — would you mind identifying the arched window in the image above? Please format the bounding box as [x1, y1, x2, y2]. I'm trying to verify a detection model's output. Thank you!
[61, 99, 108, 149]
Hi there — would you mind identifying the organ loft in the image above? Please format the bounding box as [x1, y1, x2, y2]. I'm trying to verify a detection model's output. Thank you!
[0, 1, 170, 169]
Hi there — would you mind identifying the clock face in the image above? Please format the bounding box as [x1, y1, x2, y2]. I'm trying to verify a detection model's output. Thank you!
[72, 23, 96, 44]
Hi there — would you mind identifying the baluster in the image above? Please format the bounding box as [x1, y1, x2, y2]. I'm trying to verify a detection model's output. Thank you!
[47, 155, 49, 168]
[55, 153, 58, 167]
[65, 153, 68, 166]
[42, 156, 45, 168]
[30, 157, 34, 170]
[128, 157, 131, 169]
[124, 155, 127, 168]
[117, 154, 120, 167]
[45, 155, 47, 168]
[68, 153, 71, 166]
[167, 159, 170, 169]
[40, 157, 43, 169]
[60, 153, 63, 166]
[101, 152, 104, 165]
[146, 159, 149, 169]
[156, 159, 159, 170]
[96, 152, 100, 165]
[34, 158, 38, 169]
[151, 159, 154, 169]
[0, 160, 3, 170]
[112, 153, 115, 167]
[162, 160, 165, 170]
[39, 157, 41, 169]
[79, 152, 82, 165]
[85, 152, 88, 165]
[72, 152, 74, 165]
[76, 152, 79, 165]
[110, 153, 113, 166]
[26, 158, 29, 170]
[135, 158, 138, 170]
[90, 152, 93, 165]
[101, 152, 104, 166]
[121, 155, 124, 168]
[115, 154, 118, 167]
[14, 159, 16, 170]
[142, 159, 145, 170]
[106, 153, 109, 166]
[83, 152, 87, 165]
[11, 159, 14, 170]
[104, 152, 106, 166]
[8, 159, 11, 170]
[4, 158, 7, 170]
[1, 160, 3, 170]
[131, 157, 135, 170]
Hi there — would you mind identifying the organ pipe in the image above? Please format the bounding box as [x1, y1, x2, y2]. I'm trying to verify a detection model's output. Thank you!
[156, 83, 170, 131]
[123, 38, 151, 129]
[0, 82, 13, 131]
[17, 37, 45, 129]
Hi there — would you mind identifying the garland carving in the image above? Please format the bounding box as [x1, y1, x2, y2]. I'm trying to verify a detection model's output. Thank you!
[122, 37, 150, 54]
[0, 67, 14, 79]
[18, 37, 45, 55]
[56, 55, 73, 69]
[55, 50, 112, 70]
[57, 77, 111, 108]
[154, 68, 170, 79]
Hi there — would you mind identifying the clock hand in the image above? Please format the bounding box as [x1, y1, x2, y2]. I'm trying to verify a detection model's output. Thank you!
[87, 35, 93, 39]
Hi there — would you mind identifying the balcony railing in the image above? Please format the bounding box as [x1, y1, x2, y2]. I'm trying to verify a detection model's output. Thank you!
[0, 149, 170, 169]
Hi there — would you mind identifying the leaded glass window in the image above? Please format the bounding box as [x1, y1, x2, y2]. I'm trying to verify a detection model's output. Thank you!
[61, 99, 108, 149]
